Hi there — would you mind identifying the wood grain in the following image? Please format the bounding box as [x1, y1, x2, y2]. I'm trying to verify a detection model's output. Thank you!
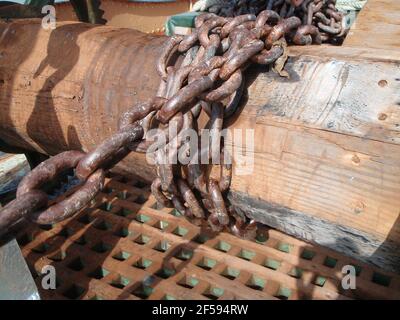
[344, 0, 400, 51]
[0, 152, 29, 195]
[223, 54, 400, 245]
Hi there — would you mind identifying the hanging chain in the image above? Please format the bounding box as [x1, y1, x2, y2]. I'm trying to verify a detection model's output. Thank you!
[0, 1, 346, 239]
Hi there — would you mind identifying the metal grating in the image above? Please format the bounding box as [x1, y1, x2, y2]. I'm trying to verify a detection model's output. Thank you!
[15, 172, 400, 300]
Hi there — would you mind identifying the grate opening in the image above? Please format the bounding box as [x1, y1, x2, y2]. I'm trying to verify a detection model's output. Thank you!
[323, 256, 338, 268]
[154, 240, 171, 253]
[193, 233, 209, 244]
[117, 176, 129, 183]
[136, 214, 150, 223]
[63, 284, 85, 300]
[67, 257, 85, 271]
[238, 249, 256, 261]
[300, 248, 316, 260]
[151, 202, 164, 210]
[114, 227, 131, 238]
[288, 267, 303, 279]
[77, 214, 94, 224]
[99, 202, 113, 212]
[102, 187, 113, 194]
[112, 250, 131, 261]
[94, 220, 113, 231]
[58, 227, 74, 238]
[246, 276, 266, 291]
[134, 181, 147, 188]
[134, 234, 151, 245]
[214, 241, 231, 252]
[32, 243, 50, 254]
[372, 272, 391, 287]
[203, 286, 224, 300]
[175, 248, 193, 261]
[173, 226, 188, 237]
[88, 267, 109, 279]
[116, 208, 134, 217]
[38, 224, 53, 231]
[117, 191, 131, 200]
[156, 267, 176, 279]
[110, 275, 131, 289]
[74, 235, 87, 245]
[134, 195, 147, 205]
[277, 242, 292, 253]
[91, 241, 111, 253]
[132, 258, 153, 270]
[353, 265, 362, 277]
[275, 287, 291, 300]
[154, 220, 169, 230]
[264, 258, 281, 270]
[255, 231, 268, 243]
[131, 284, 153, 299]
[170, 208, 183, 217]
[221, 267, 240, 280]
[178, 276, 199, 289]
[196, 257, 217, 271]
[314, 275, 326, 287]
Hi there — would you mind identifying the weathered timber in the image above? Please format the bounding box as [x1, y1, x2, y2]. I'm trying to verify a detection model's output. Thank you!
[0, 152, 29, 195]
[344, 0, 400, 51]
[0, 0, 400, 273]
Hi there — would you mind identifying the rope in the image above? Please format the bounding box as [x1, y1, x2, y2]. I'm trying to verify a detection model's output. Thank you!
[330, 0, 367, 11]
[191, 0, 231, 12]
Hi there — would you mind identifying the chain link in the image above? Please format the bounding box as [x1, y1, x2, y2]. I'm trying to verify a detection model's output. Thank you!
[145, 3, 346, 236]
[0, 2, 346, 239]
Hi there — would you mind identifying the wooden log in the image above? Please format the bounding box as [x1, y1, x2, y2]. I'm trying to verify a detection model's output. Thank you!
[0, 1, 399, 273]
[225, 51, 400, 273]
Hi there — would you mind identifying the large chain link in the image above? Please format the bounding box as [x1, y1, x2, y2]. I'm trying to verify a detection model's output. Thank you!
[0, 125, 143, 237]
[0, 2, 346, 239]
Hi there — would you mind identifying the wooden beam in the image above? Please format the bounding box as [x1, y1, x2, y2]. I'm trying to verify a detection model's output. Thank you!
[344, 0, 400, 51]
[0, 152, 28, 196]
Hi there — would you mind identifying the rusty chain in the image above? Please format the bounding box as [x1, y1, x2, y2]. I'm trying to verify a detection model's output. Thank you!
[0, 3, 346, 239]
[198, 0, 346, 44]
[0, 125, 143, 238]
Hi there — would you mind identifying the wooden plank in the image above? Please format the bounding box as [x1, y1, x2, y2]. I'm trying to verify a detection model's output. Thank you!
[0, 152, 29, 195]
[344, 0, 400, 51]
[224, 55, 400, 246]
[243, 57, 400, 145]
[288, 45, 400, 64]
